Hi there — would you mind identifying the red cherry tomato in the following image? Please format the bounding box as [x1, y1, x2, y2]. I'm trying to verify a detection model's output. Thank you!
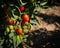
[17, 28, 22, 35]
[8, 19, 14, 25]
[19, 6, 25, 12]
[22, 14, 29, 22]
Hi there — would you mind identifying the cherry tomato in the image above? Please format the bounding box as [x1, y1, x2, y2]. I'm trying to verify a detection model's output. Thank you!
[14, 26, 18, 30]
[23, 28, 27, 33]
[8, 19, 14, 25]
[19, 6, 25, 12]
[6, 27, 10, 32]
[22, 14, 29, 22]
[17, 28, 22, 35]
[16, 35, 20, 40]
[9, 25, 14, 30]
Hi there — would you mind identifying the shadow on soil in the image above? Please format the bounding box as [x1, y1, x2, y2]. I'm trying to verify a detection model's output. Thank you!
[23, 29, 60, 48]
[35, 13, 60, 24]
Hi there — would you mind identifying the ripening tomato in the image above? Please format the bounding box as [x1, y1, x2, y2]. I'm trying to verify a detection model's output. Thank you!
[14, 26, 18, 30]
[8, 19, 14, 25]
[17, 28, 22, 35]
[19, 6, 25, 12]
[22, 14, 29, 22]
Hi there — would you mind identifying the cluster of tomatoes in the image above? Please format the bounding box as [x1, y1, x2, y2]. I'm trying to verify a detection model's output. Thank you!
[5, 6, 30, 35]
[1, 2, 31, 41]
[7, 14, 29, 34]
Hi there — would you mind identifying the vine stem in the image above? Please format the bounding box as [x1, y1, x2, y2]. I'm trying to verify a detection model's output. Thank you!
[20, 0, 23, 5]
[15, 6, 22, 28]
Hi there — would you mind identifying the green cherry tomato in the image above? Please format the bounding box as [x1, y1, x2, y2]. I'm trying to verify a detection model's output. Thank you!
[23, 28, 27, 33]
[20, 35, 23, 40]
[16, 35, 20, 40]
[9, 25, 14, 30]
[6, 27, 10, 32]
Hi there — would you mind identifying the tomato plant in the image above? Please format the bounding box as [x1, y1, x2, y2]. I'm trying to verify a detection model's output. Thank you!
[0, 0, 43, 48]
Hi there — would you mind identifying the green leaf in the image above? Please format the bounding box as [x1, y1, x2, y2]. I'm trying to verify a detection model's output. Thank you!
[9, 32, 14, 38]
[0, 39, 4, 45]
[16, 40, 21, 47]
[23, 35, 29, 38]
[27, 24, 31, 30]
[40, 2, 47, 6]
[13, 36, 16, 48]
[0, 45, 2, 48]
[42, 6, 49, 9]
[9, 39, 12, 44]
[31, 14, 35, 18]
[30, 19, 38, 25]
[23, 38, 27, 42]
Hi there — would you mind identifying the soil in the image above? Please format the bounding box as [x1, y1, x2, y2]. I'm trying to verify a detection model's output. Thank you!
[30, 5, 60, 32]
[19, 5, 60, 48]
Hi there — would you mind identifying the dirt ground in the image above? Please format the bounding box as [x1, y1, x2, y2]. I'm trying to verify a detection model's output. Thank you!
[30, 5, 60, 32]
[19, 5, 60, 48]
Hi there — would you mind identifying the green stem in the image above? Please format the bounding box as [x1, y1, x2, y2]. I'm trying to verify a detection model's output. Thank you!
[20, 0, 23, 5]
[15, 6, 22, 27]
[13, 37, 16, 48]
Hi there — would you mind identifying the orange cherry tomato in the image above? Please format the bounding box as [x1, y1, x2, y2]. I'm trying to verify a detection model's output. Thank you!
[17, 28, 22, 35]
